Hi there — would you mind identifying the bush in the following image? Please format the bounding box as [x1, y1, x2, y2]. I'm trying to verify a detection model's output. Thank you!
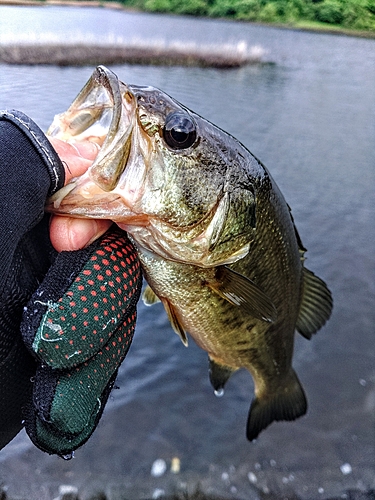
[290, 0, 315, 17]
[136, 0, 375, 32]
[368, 0, 375, 14]
[175, 0, 208, 15]
[314, 0, 344, 24]
[258, 1, 280, 21]
[144, 0, 208, 14]
[143, 0, 170, 12]
[209, 0, 262, 18]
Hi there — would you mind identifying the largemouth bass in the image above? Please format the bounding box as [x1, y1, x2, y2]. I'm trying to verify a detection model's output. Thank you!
[46, 66, 333, 441]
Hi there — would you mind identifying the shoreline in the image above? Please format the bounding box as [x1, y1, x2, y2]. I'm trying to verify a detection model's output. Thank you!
[0, 0, 374, 40]
[0, 42, 266, 68]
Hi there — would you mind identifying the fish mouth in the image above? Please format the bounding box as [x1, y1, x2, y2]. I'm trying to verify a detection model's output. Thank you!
[47, 66, 137, 215]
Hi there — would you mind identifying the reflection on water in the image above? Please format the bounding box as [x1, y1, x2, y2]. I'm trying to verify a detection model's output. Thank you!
[0, 5, 374, 500]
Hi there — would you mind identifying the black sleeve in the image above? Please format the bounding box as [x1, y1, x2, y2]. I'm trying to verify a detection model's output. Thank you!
[0, 110, 65, 284]
[0, 110, 65, 449]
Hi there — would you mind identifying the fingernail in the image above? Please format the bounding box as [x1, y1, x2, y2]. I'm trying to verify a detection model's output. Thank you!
[68, 219, 112, 250]
[68, 219, 99, 250]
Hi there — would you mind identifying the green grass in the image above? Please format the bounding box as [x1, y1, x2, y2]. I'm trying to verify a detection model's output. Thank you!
[292, 18, 375, 37]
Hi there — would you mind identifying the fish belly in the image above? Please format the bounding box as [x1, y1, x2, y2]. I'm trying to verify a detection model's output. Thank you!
[137, 245, 294, 382]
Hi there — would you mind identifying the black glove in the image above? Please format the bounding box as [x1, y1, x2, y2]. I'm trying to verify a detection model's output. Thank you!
[0, 110, 142, 457]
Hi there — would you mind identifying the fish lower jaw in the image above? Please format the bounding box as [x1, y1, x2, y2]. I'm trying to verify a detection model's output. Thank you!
[47, 189, 148, 223]
[116, 216, 150, 230]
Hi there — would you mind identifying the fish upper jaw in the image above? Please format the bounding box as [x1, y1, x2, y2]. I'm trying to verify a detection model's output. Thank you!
[47, 65, 137, 193]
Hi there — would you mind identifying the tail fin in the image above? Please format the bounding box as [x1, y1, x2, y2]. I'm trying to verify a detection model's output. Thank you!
[246, 370, 307, 441]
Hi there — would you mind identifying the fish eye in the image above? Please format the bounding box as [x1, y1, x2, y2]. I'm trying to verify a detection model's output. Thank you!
[163, 112, 197, 150]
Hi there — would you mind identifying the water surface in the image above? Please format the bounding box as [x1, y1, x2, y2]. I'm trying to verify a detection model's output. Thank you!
[0, 6, 374, 500]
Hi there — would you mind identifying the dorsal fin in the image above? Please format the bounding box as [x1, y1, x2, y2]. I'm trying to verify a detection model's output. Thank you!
[162, 299, 188, 346]
[208, 266, 277, 323]
[142, 285, 161, 306]
[296, 268, 333, 339]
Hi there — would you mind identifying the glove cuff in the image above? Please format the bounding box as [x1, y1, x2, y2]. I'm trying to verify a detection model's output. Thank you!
[0, 109, 65, 196]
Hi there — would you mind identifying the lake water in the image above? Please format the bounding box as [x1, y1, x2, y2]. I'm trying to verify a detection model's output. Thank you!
[0, 6, 374, 500]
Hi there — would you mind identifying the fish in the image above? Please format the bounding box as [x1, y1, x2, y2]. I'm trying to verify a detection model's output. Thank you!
[46, 66, 333, 441]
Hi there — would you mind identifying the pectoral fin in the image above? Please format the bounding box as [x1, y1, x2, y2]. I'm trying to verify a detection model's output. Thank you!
[208, 266, 277, 323]
[296, 268, 333, 339]
[142, 285, 161, 306]
[162, 299, 188, 346]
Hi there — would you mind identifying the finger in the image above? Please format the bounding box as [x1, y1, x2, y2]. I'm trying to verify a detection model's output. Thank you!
[50, 215, 112, 252]
[64, 157, 92, 183]
[49, 137, 99, 161]
[48, 138, 97, 181]
[71, 140, 100, 160]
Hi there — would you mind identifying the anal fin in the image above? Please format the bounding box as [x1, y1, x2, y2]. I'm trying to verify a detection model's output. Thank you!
[208, 356, 237, 394]
[247, 369, 307, 441]
[296, 267, 333, 339]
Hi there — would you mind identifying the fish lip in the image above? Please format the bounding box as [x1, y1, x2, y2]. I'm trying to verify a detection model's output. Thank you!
[88, 66, 135, 192]
[46, 188, 147, 224]
[47, 65, 136, 193]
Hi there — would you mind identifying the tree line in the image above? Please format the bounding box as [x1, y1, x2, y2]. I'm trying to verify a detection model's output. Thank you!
[118, 0, 375, 33]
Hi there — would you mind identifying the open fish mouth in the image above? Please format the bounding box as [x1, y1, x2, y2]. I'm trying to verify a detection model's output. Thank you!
[47, 65, 137, 212]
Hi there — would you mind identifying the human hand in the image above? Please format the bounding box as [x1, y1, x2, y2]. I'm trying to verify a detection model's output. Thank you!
[0, 111, 142, 456]
[48, 137, 112, 251]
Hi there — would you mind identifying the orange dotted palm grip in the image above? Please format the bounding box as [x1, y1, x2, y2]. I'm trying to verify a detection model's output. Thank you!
[29, 231, 142, 369]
